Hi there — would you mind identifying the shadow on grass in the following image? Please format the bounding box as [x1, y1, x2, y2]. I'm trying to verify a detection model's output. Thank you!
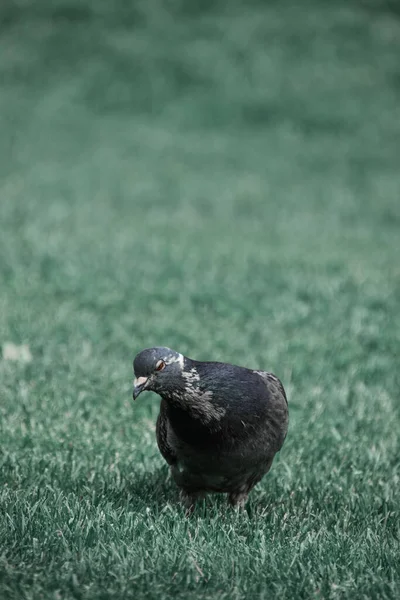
[102, 467, 239, 517]
[119, 467, 285, 519]
[126, 466, 178, 510]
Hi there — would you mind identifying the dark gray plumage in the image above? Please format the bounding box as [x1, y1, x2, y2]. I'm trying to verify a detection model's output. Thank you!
[132, 346, 288, 511]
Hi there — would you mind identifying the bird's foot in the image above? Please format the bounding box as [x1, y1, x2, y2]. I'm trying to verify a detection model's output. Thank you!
[228, 491, 248, 509]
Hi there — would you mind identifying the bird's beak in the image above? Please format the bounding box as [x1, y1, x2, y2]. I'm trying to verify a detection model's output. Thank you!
[133, 376, 148, 400]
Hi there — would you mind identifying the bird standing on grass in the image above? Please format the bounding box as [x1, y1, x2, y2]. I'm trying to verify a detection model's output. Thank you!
[133, 347, 288, 512]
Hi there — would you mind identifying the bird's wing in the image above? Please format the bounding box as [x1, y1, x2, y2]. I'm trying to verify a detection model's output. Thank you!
[156, 399, 177, 466]
[254, 370, 288, 406]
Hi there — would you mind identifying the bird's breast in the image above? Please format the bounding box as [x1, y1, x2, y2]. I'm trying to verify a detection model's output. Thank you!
[166, 403, 225, 448]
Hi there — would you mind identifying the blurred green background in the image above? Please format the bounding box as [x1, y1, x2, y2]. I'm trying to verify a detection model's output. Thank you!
[0, 1, 399, 598]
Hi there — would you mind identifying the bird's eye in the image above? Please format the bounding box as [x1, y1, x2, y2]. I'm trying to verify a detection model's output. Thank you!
[155, 360, 166, 372]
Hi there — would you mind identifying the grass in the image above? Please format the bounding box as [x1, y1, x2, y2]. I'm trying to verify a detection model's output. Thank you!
[0, 0, 400, 598]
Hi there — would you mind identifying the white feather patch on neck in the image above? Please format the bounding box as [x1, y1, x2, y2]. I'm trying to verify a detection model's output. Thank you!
[167, 353, 185, 369]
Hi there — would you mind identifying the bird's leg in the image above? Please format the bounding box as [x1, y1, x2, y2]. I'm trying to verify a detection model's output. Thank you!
[179, 489, 204, 516]
[228, 491, 248, 509]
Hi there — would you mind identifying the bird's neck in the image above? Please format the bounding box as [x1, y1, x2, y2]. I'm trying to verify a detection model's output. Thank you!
[161, 390, 226, 427]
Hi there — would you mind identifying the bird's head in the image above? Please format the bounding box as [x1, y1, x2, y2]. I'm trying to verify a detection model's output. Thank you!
[132, 346, 186, 400]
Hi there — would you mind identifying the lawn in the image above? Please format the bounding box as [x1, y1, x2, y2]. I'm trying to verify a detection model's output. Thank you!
[0, 0, 399, 598]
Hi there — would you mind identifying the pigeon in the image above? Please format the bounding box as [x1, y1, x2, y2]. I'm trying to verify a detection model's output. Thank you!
[132, 346, 288, 511]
